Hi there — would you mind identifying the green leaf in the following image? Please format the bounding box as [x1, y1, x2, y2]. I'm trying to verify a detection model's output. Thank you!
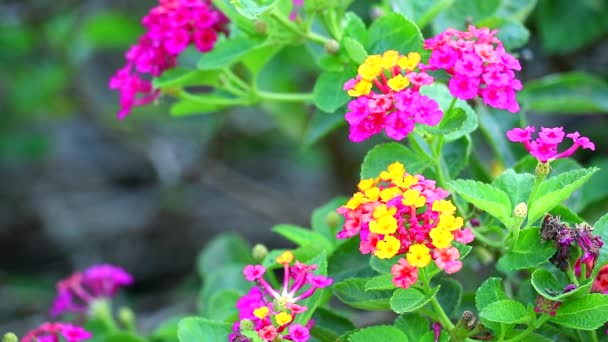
[442, 135, 471, 178]
[103, 333, 146, 342]
[531, 269, 591, 301]
[394, 314, 429, 341]
[329, 238, 376, 282]
[391, 0, 455, 29]
[370, 255, 401, 274]
[342, 12, 368, 44]
[152, 317, 182, 342]
[536, 0, 608, 54]
[579, 158, 608, 210]
[211, 0, 256, 35]
[521, 72, 608, 113]
[477, 104, 518, 166]
[199, 265, 251, 312]
[333, 278, 393, 310]
[433, 277, 463, 316]
[365, 274, 396, 291]
[480, 299, 529, 324]
[242, 43, 283, 76]
[154, 68, 220, 88]
[498, 228, 555, 270]
[313, 70, 353, 113]
[550, 294, 608, 330]
[419, 83, 479, 141]
[311, 196, 347, 244]
[495, 18, 530, 50]
[170, 93, 241, 116]
[83, 12, 143, 49]
[303, 111, 345, 147]
[343, 37, 368, 64]
[448, 179, 512, 226]
[203, 289, 240, 322]
[177, 318, 231, 342]
[390, 286, 439, 314]
[348, 325, 409, 342]
[476, 277, 509, 337]
[496, 0, 538, 22]
[433, 0, 501, 32]
[272, 224, 332, 251]
[528, 167, 599, 225]
[492, 169, 534, 208]
[360, 142, 433, 179]
[367, 13, 423, 54]
[594, 214, 608, 268]
[198, 36, 262, 70]
[311, 307, 355, 342]
[230, 0, 274, 19]
[196, 234, 253, 278]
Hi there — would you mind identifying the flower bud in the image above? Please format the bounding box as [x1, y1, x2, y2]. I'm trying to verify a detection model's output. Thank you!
[252, 244, 269, 261]
[326, 212, 340, 229]
[239, 319, 254, 332]
[254, 20, 267, 35]
[370, 6, 385, 20]
[118, 307, 135, 327]
[513, 202, 527, 219]
[324, 39, 340, 54]
[535, 162, 551, 176]
[2, 333, 18, 342]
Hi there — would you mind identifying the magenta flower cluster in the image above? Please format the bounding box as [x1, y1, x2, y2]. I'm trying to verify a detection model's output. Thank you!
[22, 322, 92, 342]
[506, 126, 595, 163]
[109, 0, 228, 119]
[51, 264, 134, 317]
[230, 252, 333, 342]
[424, 25, 522, 113]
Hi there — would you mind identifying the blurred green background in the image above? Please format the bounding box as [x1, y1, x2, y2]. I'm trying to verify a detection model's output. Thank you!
[0, 0, 607, 335]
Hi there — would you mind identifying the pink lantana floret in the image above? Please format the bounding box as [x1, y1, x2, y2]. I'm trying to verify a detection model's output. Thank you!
[506, 126, 595, 163]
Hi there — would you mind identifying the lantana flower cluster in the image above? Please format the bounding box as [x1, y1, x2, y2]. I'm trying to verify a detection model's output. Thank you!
[109, 0, 228, 119]
[230, 251, 333, 342]
[507, 126, 595, 163]
[21, 322, 92, 342]
[336, 162, 474, 289]
[424, 25, 522, 113]
[342, 50, 441, 142]
[51, 264, 134, 317]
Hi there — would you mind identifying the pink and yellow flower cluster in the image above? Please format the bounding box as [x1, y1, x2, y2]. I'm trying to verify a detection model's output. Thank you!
[336, 162, 474, 289]
[230, 251, 332, 342]
[424, 25, 522, 113]
[343, 50, 441, 142]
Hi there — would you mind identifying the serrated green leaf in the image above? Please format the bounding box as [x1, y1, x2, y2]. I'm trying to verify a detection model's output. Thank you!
[329, 238, 376, 282]
[394, 314, 429, 341]
[177, 318, 231, 342]
[433, 0, 501, 32]
[492, 169, 534, 208]
[498, 228, 555, 270]
[390, 287, 439, 314]
[370, 255, 401, 274]
[272, 224, 332, 251]
[311, 307, 355, 342]
[521, 72, 608, 113]
[360, 142, 433, 179]
[199, 265, 251, 313]
[197, 234, 253, 277]
[365, 274, 396, 291]
[342, 12, 368, 44]
[550, 294, 608, 330]
[442, 135, 471, 178]
[303, 111, 345, 147]
[594, 214, 608, 269]
[204, 289, 240, 322]
[448, 179, 512, 226]
[313, 70, 353, 113]
[198, 36, 262, 70]
[348, 325, 409, 342]
[419, 83, 478, 141]
[480, 299, 529, 324]
[531, 269, 591, 301]
[333, 278, 392, 310]
[433, 277, 463, 316]
[579, 158, 608, 210]
[528, 167, 599, 225]
[343, 37, 368, 64]
[230, 0, 274, 19]
[476, 277, 508, 311]
[367, 13, 423, 54]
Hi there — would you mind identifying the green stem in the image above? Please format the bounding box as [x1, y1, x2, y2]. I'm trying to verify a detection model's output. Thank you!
[524, 171, 547, 228]
[503, 315, 550, 342]
[420, 268, 454, 330]
[257, 90, 313, 102]
[90, 300, 119, 332]
[566, 264, 580, 286]
[446, 97, 458, 114]
[223, 68, 250, 92]
[588, 330, 599, 342]
[270, 11, 330, 45]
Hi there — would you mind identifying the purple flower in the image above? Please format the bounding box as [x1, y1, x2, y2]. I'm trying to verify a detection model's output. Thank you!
[22, 323, 92, 342]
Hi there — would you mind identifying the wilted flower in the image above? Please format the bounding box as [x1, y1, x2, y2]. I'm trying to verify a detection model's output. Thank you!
[342, 50, 441, 142]
[109, 0, 229, 119]
[22, 323, 91, 342]
[336, 162, 473, 288]
[507, 126, 595, 163]
[51, 264, 133, 317]
[424, 25, 522, 113]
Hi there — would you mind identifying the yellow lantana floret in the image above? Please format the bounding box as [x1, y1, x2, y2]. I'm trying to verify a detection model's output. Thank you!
[345, 192, 365, 210]
[402, 189, 426, 208]
[398, 52, 421, 71]
[380, 186, 403, 202]
[253, 306, 269, 319]
[276, 251, 294, 265]
[432, 200, 457, 215]
[387, 74, 410, 92]
[275, 312, 293, 326]
[374, 235, 401, 259]
[373, 204, 397, 219]
[437, 214, 464, 231]
[380, 50, 400, 68]
[429, 228, 454, 249]
[406, 243, 431, 267]
[347, 79, 372, 97]
[358, 61, 382, 81]
[393, 174, 419, 188]
[369, 215, 398, 235]
[379, 162, 406, 181]
[358, 178, 375, 191]
[364, 187, 381, 202]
